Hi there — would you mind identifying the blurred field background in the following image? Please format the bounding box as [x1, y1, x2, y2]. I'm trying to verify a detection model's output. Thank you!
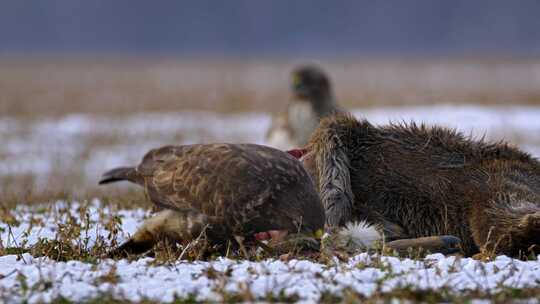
[2, 57, 540, 116]
[3, 2, 540, 302]
[2, 58, 540, 205]
[1, 0, 540, 205]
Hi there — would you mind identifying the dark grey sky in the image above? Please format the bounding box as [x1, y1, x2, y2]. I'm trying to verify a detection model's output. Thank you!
[2, 0, 540, 56]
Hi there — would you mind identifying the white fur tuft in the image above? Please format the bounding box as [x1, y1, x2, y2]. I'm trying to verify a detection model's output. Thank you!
[339, 221, 382, 249]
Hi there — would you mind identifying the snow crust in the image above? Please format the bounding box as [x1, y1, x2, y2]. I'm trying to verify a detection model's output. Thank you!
[0, 201, 539, 302]
[0, 105, 539, 182]
[1, 245, 540, 303]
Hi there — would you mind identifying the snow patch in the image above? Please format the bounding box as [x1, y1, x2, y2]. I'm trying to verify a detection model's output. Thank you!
[0, 201, 539, 302]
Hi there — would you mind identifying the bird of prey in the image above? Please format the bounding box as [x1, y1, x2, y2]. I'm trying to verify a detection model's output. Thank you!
[266, 65, 343, 150]
[99, 143, 325, 257]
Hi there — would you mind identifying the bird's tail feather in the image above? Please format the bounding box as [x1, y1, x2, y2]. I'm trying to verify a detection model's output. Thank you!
[98, 167, 139, 185]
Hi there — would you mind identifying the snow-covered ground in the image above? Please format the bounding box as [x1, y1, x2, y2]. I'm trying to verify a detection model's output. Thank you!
[0, 201, 539, 303]
[1, 105, 540, 302]
[3, 251, 540, 303]
[0, 105, 539, 184]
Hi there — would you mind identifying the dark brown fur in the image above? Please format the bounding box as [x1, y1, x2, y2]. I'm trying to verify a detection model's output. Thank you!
[100, 143, 324, 255]
[305, 114, 540, 256]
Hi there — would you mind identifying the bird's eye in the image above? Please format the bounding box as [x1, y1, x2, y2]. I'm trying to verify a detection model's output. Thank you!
[292, 73, 302, 87]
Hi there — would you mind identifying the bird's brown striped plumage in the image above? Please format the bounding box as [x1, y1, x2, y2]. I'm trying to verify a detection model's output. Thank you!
[100, 143, 325, 256]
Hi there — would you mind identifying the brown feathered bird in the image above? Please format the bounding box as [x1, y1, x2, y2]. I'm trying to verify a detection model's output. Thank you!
[266, 65, 343, 150]
[99, 143, 325, 256]
[299, 113, 540, 257]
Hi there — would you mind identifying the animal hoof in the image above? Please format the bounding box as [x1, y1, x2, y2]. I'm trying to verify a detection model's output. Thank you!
[385, 235, 462, 256]
[439, 235, 462, 254]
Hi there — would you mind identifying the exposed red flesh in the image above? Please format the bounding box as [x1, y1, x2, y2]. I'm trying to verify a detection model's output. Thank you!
[286, 148, 308, 159]
[254, 230, 289, 241]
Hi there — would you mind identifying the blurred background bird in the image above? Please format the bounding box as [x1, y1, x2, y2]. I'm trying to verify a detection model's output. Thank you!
[266, 65, 344, 150]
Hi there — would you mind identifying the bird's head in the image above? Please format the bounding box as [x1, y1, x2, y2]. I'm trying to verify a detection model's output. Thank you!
[291, 65, 332, 103]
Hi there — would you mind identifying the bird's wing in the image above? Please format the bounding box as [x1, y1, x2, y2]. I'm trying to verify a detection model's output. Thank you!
[137, 145, 201, 211]
[137, 144, 272, 216]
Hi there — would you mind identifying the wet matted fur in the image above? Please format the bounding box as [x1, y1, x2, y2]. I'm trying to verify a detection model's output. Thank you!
[304, 114, 540, 257]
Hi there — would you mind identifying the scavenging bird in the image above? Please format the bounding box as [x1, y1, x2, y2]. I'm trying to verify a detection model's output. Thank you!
[99, 142, 457, 258]
[99, 143, 325, 257]
[266, 65, 343, 150]
[297, 114, 540, 257]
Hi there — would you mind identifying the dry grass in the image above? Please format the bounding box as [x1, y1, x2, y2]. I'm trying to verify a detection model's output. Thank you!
[2, 199, 539, 303]
[0, 56, 539, 203]
[1, 56, 540, 118]
[1, 56, 540, 302]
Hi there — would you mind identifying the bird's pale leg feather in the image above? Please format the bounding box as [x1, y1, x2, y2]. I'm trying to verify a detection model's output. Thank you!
[109, 209, 208, 257]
